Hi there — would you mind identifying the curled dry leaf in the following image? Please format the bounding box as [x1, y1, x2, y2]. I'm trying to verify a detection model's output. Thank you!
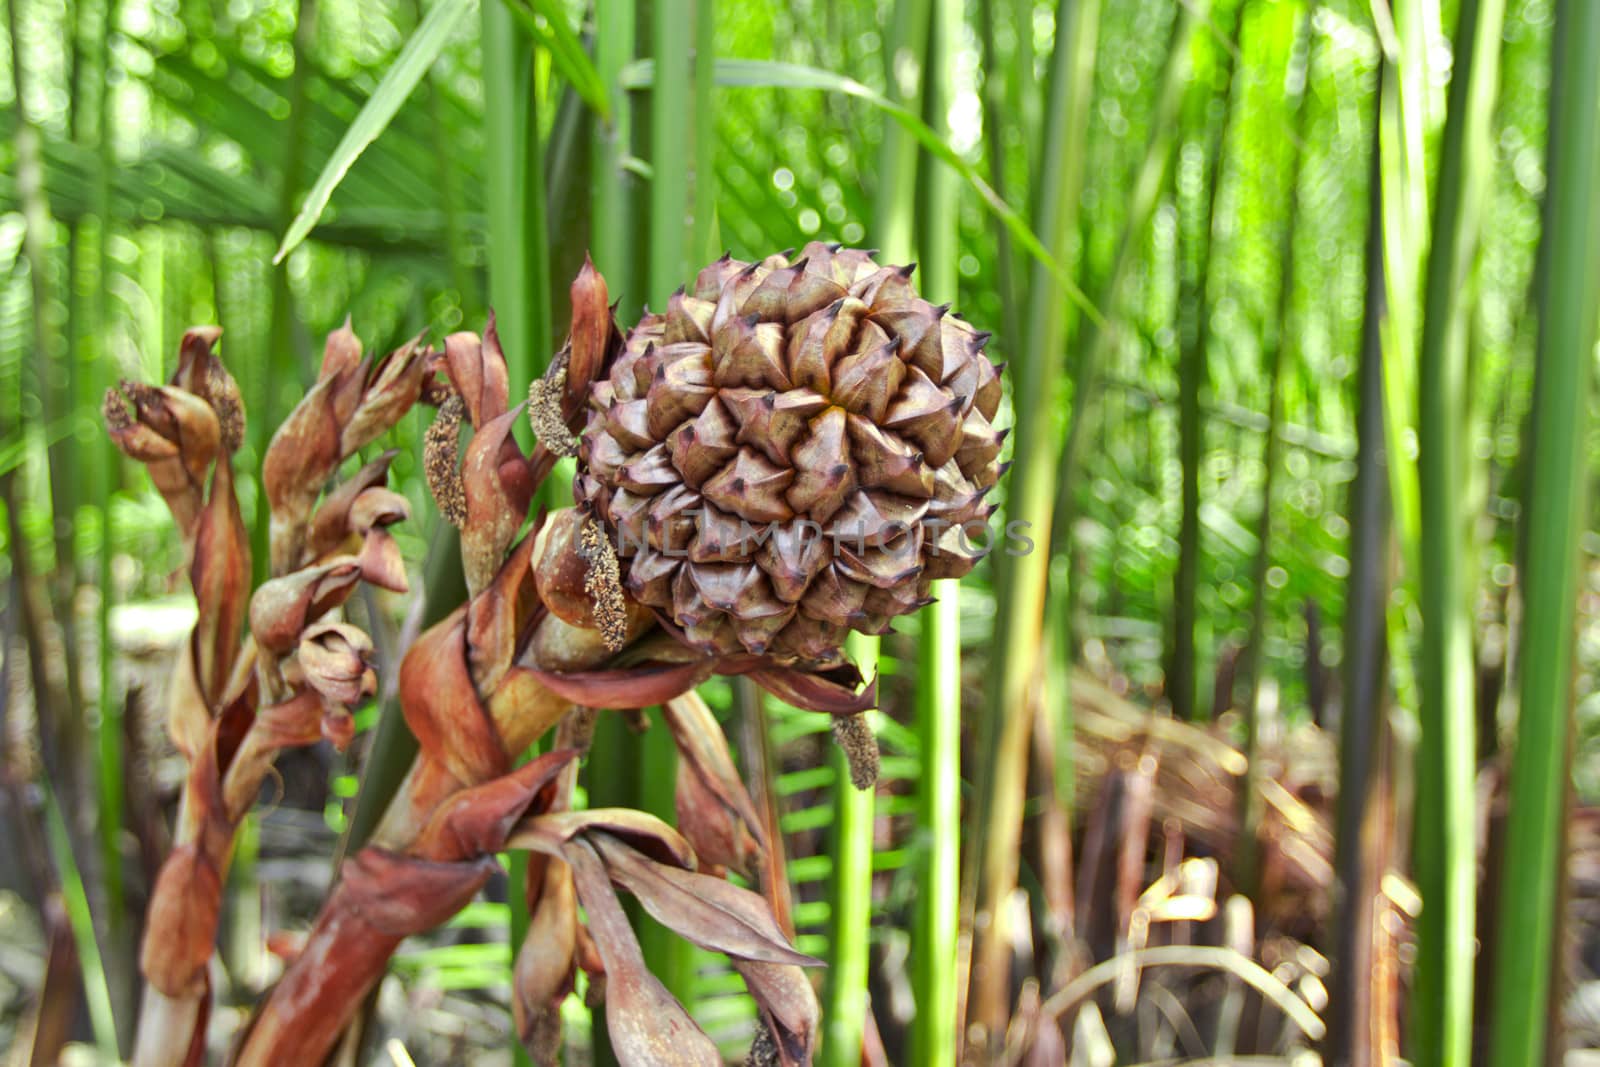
[663, 692, 765, 876]
[262, 325, 434, 572]
[444, 324, 511, 429]
[305, 451, 396, 561]
[460, 405, 532, 594]
[410, 750, 575, 862]
[588, 832, 818, 968]
[173, 325, 244, 453]
[732, 958, 821, 1067]
[340, 334, 434, 457]
[398, 607, 512, 790]
[291, 621, 376, 708]
[566, 256, 613, 412]
[510, 807, 696, 871]
[514, 858, 578, 1060]
[248, 560, 365, 655]
[563, 839, 723, 1067]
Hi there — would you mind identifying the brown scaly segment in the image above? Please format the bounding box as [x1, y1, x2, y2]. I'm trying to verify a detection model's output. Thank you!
[574, 242, 1004, 669]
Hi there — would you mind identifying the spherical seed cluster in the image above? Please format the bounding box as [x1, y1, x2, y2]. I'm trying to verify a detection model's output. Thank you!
[575, 243, 1005, 667]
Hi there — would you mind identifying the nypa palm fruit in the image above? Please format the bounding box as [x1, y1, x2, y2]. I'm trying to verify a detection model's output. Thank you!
[574, 242, 1005, 668]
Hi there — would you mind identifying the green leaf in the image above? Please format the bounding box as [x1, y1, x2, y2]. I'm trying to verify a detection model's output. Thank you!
[273, 0, 477, 264]
[620, 57, 1104, 327]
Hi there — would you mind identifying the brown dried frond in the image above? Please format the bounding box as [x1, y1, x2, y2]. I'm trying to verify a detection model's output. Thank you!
[528, 365, 579, 457]
[831, 713, 879, 790]
[425, 393, 467, 527]
[580, 516, 627, 652]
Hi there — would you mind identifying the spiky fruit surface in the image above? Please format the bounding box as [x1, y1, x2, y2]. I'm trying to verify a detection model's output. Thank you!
[575, 243, 1005, 667]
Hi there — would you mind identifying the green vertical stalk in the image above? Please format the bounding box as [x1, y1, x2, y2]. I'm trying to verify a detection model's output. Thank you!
[1488, 0, 1600, 1062]
[1375, 0, 1433, 574]
[1238, 4, 1313, 896]
[1411, 0, 1504, 1062]
[1173, 0, 1242, 724]
[819, 4, 928, 1058]
[876, 0, 931, 268]
[911, 2, 962, 1064]
[41, 782, 119, 1059]
[590, 0, 636, 306]
[640, 0, 715, 1009]
[482, 0, 550, 380]
[965, 0, 1104, 1044]
[975, 0, 1019, 347]
[256, 0, 315, 584]
[646, 0, 694, 307]
[1327, 70, 1392, 1067]
[822, 637, 876, 1067]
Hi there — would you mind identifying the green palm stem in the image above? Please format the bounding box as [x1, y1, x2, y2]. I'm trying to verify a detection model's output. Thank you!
[1374, 0, 1434, 574]
[482, 0, 551, 386]
[1488, 1, 1600, 1062]
[1325, 64, 1393, 1067]
[11, 0, 107, 953]
[818, 3, 928, 1060]
[1172, 0, 1242, 725]
[1410, 0, 1505, 1062]
[971, 0, 1184, 1046]
[590, 0, 637, 307]
[1041, 0, 1198, 593]
[255, 0, 315, 587]
[89, 4, 130, 1017]
[874, 0, 930, 267]
[909, 1, 963, 1062]
[975, 0, 1019, 350]
[821, 636, 877, 1067]
[1237, 2, 1313, 897]
[639, 0, 715, 1008]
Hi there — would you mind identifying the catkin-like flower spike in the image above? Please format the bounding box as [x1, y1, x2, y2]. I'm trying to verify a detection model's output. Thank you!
[581, 516, 628, 652]
[662, 690, 765, 877]
[529, 364, 581, 457]
[425, 394, 468, 528]
[830, 713, 880, 790]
